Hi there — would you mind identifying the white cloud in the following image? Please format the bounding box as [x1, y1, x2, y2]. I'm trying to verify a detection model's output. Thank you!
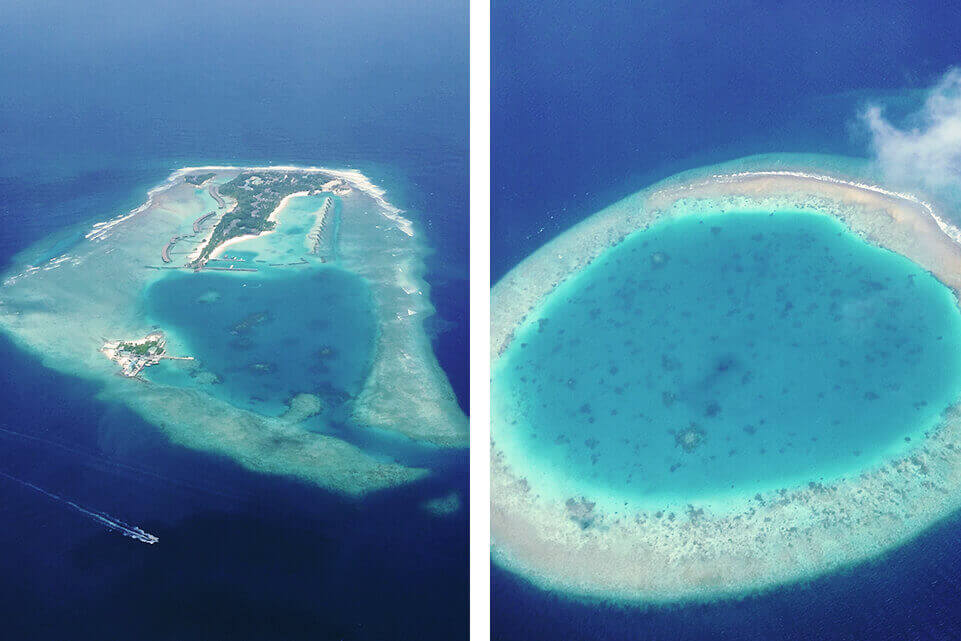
[864, 68, 961, 195]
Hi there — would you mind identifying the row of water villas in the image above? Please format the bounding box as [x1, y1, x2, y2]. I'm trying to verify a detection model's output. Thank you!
[307, 197, 338, 262]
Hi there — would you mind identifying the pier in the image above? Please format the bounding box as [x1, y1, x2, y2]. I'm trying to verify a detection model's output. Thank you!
[161, 233, 191, 263]
[208, 183, 226, 209]
[161, 236, 179, 263]
[193, 211, 216, 233]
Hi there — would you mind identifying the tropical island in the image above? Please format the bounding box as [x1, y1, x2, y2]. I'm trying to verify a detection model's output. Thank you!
[184, 172, 215, 186]
[0, 164, 467, 496]
[187, 172, 353, 268]
[100, 331, 193, 377]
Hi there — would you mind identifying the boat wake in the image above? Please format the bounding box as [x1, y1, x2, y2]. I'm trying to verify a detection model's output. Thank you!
[0, 470, 159, 544]
[0, 425, 247, 502]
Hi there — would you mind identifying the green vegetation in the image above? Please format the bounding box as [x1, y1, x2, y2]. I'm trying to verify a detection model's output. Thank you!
[189, 172, 332, 267]
[118, 339, 161, 356]
[185, 172, 215, 186]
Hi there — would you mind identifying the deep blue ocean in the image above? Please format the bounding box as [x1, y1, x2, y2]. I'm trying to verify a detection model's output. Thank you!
[493, 1, 961, 639]
[0, 1, 466, 639]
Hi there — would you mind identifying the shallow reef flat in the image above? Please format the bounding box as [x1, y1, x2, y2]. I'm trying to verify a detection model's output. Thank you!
[0, 165, 466, 495]
[491, 154, 961, 602]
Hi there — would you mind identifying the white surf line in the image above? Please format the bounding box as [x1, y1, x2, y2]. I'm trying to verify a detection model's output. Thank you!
[0, 470, 159, 544]
[85, 172, 185, 242]
[701, 170, 961, 247]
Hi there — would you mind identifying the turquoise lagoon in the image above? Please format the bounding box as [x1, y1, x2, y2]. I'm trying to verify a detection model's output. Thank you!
[493, 210, 961, 509]
[146, 268, 375, 420]
[144, 193, 373, 420]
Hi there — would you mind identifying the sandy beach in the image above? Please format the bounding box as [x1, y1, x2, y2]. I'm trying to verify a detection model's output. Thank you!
[206, 191, 310, 260]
